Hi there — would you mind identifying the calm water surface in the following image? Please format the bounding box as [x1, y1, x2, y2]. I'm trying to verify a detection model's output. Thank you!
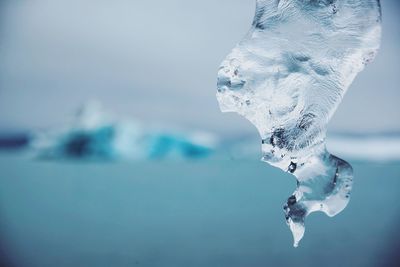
[0, 153, 399, 267]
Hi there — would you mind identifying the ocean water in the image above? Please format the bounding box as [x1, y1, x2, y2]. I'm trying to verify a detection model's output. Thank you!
[0, 152, 399, 267]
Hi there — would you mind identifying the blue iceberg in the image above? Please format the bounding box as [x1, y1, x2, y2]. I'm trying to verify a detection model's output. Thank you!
[32, 101, 216, 161]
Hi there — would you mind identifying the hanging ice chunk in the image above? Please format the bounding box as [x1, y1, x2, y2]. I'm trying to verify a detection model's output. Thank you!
[216, 0, 381, 247]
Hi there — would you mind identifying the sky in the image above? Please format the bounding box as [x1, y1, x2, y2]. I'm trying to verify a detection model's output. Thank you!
[0, 0, 399, 136]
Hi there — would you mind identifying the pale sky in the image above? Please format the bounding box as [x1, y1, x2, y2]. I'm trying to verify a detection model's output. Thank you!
[0, 0, 399, 136]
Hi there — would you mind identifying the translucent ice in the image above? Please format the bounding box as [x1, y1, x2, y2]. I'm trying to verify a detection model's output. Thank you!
[216, 0, 381, 247]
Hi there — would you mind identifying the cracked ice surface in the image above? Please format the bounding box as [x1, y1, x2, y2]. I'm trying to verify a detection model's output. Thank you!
[216, 0, 381, 247]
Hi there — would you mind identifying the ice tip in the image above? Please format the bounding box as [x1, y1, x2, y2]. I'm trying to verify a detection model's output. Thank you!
[288, 218, 305, 248]
[292, 233, 302, 248]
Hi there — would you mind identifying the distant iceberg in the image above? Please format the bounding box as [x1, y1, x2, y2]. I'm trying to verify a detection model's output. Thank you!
[327, 134, 400, 162]
[31, 101, 217, 161]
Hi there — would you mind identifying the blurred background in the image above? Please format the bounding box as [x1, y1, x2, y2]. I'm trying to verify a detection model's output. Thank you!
[0, 0, 399, 135]
[0, 0, 399, 266]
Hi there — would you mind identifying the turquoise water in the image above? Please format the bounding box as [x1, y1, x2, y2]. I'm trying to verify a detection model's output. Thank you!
[0, 153, 399, 267]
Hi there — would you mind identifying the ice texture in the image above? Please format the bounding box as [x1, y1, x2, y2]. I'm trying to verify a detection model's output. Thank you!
[216, 0, 381, 247]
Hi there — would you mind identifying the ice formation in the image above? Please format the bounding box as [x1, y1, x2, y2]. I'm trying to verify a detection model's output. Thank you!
[216, 0, 381, 247]
[32, 101, 216, 161]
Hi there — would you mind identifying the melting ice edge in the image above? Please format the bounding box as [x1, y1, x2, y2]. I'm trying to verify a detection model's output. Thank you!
[216, 0, 381, 247]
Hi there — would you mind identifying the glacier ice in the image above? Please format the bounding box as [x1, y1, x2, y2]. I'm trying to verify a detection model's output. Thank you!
[32, 101, 216, 161]
[216, 0, 381, 247]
